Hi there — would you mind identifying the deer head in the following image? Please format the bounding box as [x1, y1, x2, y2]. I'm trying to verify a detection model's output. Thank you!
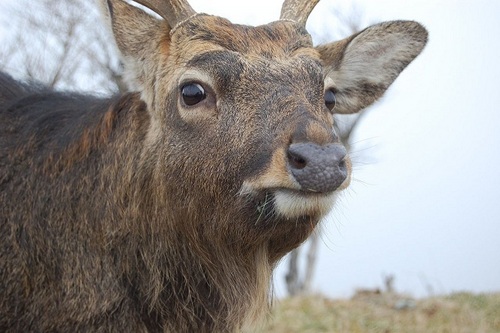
[100, 0, 427, 258]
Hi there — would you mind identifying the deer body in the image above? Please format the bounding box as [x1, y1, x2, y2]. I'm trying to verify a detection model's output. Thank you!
[0, 0, 427, 331]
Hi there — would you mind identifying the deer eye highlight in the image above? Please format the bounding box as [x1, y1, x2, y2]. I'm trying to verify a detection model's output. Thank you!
[324, 89, 336, 112]
[181, 83, 206, 106]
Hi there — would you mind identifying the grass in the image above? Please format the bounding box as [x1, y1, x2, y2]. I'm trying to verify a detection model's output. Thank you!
[251, 292, 500, 333]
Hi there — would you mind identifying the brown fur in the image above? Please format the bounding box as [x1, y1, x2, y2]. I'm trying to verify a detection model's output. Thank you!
[0, 1, 428, 332]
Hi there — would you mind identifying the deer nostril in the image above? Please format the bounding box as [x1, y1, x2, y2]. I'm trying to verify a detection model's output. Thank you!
[287, 150, 307, 170]
[338, 159, 346, 170]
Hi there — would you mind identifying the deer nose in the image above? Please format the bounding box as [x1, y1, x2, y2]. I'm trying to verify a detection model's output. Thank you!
[287, 143, 348, 193]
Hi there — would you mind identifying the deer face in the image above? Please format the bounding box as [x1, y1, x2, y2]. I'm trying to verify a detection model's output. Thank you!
[102, 0, 427, 252]
[162, 16, 348, 219]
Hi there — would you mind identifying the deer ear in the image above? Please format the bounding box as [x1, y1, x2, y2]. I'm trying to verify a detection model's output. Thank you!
[99, 0, 167, 93]
[317, 21, 428, 114]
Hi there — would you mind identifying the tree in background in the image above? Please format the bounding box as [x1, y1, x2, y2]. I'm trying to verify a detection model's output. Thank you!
[284, 3, 374, 296]
[0, 0, 372, 298]
[0, 0, 125, 93]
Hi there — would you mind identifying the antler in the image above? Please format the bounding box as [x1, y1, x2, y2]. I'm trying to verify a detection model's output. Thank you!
[133, 0, 196, 27]
[280, 0, 320, 26]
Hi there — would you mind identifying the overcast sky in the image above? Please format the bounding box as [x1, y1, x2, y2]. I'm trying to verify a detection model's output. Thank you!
[187, 0, 500, 298]
[1, 0, 499, 299]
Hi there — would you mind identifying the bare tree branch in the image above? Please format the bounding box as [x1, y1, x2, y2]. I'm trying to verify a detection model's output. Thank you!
[0, 0, 123, 94]
[284, 3, 373, 297]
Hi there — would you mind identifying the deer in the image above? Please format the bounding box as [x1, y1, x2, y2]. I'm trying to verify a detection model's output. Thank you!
[0, 0, 427, 331]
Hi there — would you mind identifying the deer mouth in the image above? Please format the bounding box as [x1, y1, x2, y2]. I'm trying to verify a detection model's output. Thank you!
[244, 186, 338, 222]
[273, 188, 337, 219]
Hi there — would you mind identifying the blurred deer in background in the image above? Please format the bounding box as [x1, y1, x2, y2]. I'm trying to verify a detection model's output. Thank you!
[0, 0, 427, 331]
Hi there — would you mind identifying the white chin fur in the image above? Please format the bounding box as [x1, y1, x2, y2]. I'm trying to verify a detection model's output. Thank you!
[273, 190, 337, 219]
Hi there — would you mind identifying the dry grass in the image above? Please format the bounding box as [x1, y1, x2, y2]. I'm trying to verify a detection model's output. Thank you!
[250, 292, 500, 333]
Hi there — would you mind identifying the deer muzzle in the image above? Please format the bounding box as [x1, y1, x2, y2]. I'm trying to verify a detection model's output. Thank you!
[240, 139, 351, 219]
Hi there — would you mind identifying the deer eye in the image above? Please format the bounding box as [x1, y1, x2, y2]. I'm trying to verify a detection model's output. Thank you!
[324, 89, 336, 112]
[181, 83, 206, 106]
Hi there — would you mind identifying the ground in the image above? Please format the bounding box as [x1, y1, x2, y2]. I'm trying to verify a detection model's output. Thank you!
[251, 291, 500, 333]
